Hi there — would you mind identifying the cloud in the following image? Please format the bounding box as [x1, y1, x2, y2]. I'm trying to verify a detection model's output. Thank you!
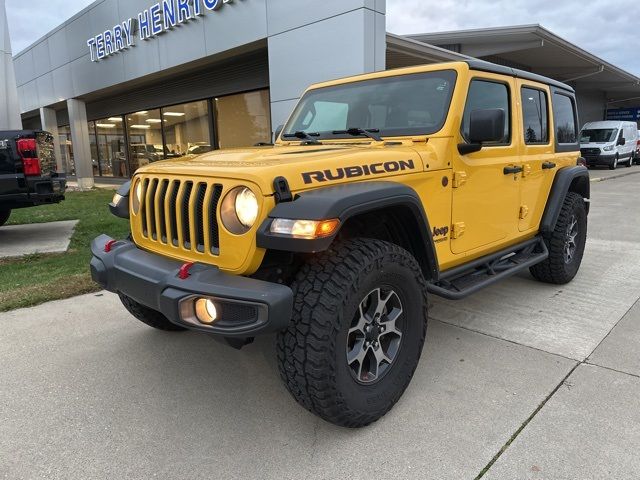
[387, 0, 640, 76]
[5, 0, 94, 54]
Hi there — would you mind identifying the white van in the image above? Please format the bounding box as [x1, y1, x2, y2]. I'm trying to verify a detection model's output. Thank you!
[579, 120, 639, 169]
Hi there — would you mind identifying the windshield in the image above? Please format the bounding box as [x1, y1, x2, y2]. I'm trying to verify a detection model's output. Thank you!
[580, 128, 617, 143]
[283, 70, 457, 139]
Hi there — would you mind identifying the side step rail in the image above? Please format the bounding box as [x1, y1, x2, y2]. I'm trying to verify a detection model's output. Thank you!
[427, 237, 548, 300]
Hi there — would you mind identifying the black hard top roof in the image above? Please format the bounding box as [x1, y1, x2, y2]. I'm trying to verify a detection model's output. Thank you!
[465, 59, 575, 93]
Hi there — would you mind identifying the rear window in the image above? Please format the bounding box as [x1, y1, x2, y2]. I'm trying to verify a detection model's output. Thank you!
[553, 94, 578, 144]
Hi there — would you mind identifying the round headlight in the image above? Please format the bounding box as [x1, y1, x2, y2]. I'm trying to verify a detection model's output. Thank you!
[221, 186, 259, 234]
[132, 180, 143, 214]
[235, 187, 258, 227]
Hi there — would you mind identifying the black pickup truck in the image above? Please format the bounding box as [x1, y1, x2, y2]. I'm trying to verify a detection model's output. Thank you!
[0, 130, 66, 226]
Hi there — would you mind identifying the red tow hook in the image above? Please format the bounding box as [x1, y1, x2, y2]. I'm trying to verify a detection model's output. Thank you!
[104, 240, 118, 253]
[178, 262, 196, 280]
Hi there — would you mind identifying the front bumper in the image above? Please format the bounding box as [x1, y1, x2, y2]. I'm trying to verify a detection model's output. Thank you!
[90, 235, 293, 337]
[583, 153, 616, 166]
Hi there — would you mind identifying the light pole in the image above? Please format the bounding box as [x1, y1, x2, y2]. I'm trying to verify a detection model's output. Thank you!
[0, 0, 22, 130]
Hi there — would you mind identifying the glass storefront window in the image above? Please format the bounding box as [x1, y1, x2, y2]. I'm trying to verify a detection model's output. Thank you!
[162, 101, 211, 157]
[126, 109, 164, 174]
[88, 121, 99, 176]
[95, 117, 127, 177]
[58, 125, 75, 175]
[215, 90, 271, 148]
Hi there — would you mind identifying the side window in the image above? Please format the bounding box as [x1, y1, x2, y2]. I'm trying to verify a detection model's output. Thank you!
[521, 87, 549, 144]
[553, 94, 577, 144]
[462, 80, 511, 145]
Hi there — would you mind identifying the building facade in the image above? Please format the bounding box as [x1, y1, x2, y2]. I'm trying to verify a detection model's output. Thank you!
[12, 2, 640, 188]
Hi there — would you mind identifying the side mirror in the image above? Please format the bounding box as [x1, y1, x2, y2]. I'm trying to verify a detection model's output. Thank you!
[458, 108, 505, 155]
[274, 125, 284, 142]
[469, 108, 506, 143]
[618, 137, 626, 146]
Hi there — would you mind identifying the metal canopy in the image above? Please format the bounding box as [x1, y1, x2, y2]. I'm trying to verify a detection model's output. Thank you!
[406, 25, 640, 108]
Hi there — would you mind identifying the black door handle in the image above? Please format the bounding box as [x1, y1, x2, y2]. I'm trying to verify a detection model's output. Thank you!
[542, 161, 557, 169]
[503, 165, 524, 175]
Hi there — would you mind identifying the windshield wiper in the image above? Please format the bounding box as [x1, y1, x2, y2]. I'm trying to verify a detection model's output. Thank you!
[332, 128, 382, 142]
[282, 131, 322, 144]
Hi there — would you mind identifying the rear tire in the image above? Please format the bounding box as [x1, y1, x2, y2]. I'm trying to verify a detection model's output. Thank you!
[627, 154, 634, 167]
[0, 209, 11, 227]
[119, 293, 186, 331]
[276, 239, 428, 428]
[530, 192, 587, 284]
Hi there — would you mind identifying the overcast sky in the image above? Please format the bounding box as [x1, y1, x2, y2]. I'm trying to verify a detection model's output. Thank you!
[5, 0, 640, 75]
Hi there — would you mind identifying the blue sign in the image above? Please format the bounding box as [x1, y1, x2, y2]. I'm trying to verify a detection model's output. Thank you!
[606, 108, 640, 121]
[86, 0, 241, 62]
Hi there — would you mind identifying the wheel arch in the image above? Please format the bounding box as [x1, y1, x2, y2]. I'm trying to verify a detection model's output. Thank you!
[256, 181, 439, 281]
[540, 166, 590, 234]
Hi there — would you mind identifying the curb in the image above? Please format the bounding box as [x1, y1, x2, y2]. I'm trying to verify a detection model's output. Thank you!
[590, 170, 640, 183]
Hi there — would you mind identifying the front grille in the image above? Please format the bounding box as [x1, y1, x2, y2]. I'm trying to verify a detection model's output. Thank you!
[580, 148, 600, 157]
[138, 177, 223, 255]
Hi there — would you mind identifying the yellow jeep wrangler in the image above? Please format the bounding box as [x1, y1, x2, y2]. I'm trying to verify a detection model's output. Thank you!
[91, 60, 589, 427]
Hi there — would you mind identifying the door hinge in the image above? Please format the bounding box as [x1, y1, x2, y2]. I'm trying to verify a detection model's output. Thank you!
[519, 205, 529, 219]
[452, 222, 466, 239]
[453, 171, 467, 188]
[522, 164, 532, 177]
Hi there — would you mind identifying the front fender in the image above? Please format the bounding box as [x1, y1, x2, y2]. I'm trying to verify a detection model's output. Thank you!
[256, 181, 439, 280]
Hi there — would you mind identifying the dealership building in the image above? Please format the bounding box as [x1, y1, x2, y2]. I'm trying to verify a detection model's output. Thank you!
[12, 0, 640, 188]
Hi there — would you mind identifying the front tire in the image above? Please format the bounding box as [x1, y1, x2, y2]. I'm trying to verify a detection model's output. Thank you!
[610, 154, 618, 170]
[119, 293, 186, 331]
[277, 239, 428, 428]
[0, 209, 11, 227]
[530, 192, 587, 284]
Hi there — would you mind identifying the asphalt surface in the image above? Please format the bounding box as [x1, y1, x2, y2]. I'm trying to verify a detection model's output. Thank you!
[1, 173, 639, 479]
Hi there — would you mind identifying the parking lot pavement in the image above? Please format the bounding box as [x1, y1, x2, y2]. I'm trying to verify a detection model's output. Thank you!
[0, 292, 574, 480]
[430, 174, 640, 360]
[1, 174, 639, 479]
[483, 364, 640, 480]
[0, 220, 78, 258]
[588, 162, 640, 182]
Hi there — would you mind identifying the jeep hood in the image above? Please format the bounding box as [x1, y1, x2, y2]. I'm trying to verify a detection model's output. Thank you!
[135, 143, 426, 195]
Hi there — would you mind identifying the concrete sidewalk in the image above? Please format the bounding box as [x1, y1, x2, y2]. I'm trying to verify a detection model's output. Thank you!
[0, 220, 78, 258]
[486, 300, 640, 480]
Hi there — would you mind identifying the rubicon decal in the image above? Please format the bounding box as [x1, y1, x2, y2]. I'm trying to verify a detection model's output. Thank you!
[302, 160, 416, 184]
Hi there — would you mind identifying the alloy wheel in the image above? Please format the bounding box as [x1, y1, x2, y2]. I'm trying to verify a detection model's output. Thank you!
[346, 288, 404, 384]
[564, 214, 579, 264]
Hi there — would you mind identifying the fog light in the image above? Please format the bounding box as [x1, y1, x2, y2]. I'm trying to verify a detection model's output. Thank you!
[195, 298, 219, 325]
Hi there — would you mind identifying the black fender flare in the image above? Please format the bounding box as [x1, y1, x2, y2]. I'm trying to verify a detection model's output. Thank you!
[540, 166, 590, 233]
[109, 180, 131, 219]
[257, 181, 439, 280]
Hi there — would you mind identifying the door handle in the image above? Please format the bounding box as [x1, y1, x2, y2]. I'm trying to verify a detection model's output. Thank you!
[542, 161, 557, 170]
[503, 165, 524, 175]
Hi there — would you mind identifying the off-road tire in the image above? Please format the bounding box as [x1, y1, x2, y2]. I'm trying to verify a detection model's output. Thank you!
[530, 192, 587, 284]
[119, 293, 186, 331]
[276, 238, 429, 428]
[0, 209, 11, 227]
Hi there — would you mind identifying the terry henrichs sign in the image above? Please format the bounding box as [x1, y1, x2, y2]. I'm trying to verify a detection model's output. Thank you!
[86, 0, 241, 62]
